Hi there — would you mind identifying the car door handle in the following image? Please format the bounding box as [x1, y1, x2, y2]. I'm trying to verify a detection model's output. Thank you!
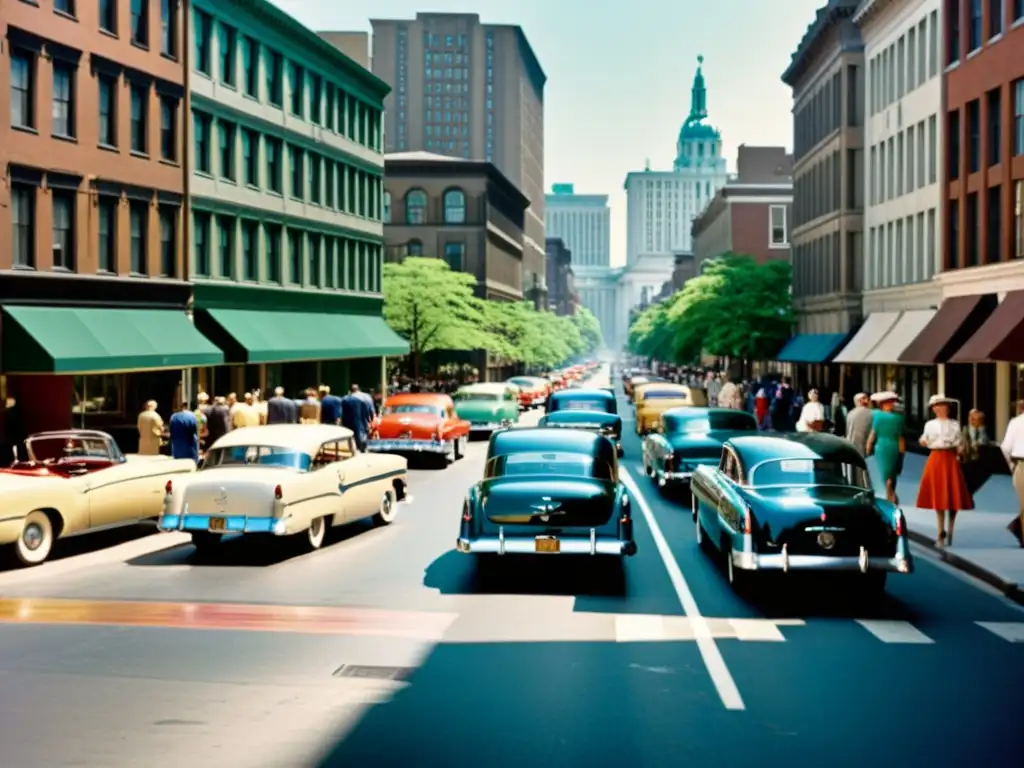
[337, 470, 345, 482]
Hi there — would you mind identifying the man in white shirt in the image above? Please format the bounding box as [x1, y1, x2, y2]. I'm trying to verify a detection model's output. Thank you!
[999, 399, 1024, 546]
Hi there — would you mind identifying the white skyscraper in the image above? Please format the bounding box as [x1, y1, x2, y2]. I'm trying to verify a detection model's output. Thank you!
[544, 184, 611, 268]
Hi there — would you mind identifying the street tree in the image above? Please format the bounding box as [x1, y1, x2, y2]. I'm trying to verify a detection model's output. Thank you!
[571, 306, 604, 354]
[486, 302, 585, 369]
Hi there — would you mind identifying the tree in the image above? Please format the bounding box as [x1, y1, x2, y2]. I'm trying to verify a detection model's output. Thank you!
[382, 257, 502, 376]
[485, 302, 584, 369]
[571, 306, 604, 354]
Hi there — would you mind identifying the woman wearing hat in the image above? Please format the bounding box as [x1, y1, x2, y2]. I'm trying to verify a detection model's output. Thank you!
[917, 394, 974, 547]
[866, 391, 905, 503]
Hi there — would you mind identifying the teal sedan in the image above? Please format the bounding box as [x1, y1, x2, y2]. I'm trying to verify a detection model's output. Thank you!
[453, 383, 520, 434]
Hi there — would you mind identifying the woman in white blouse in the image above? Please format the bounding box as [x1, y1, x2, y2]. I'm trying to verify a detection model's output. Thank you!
[916, 394, 974, 547]
[796, 389, 826, 432]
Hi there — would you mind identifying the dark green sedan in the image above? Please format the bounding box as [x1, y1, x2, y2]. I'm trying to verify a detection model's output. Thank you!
[538, 389, 623, 457]
[455, 428, 637, 562]
[691, 433, 913, 596]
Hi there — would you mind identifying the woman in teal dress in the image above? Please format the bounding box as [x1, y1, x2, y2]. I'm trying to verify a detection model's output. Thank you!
[866, 391, 906, 503]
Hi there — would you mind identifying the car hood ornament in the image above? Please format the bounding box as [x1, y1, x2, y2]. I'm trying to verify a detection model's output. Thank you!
[216, 488, 228, 506]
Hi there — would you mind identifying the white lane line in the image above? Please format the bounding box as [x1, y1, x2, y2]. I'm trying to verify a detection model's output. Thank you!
[729, 619, 787, 642]
[855, 619, 935, 644]
[975, 621, 1024, 642]
[620, 467, 745, 710]
[614, 613, 666, 642]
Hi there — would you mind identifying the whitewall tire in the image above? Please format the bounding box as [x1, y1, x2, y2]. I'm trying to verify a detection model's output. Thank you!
[373, 489, 397, 527]
[307, 516, 326, 549]
[14, 510, 54, 566]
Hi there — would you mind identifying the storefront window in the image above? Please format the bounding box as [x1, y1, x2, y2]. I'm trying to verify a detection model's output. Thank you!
[1011, 365, 1024, 417]
[72, 375, 124, 418]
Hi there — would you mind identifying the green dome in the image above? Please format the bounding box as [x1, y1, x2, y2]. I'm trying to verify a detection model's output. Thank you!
[679, 121, 720, 141]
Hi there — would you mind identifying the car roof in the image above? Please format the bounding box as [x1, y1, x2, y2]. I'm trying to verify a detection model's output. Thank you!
[664, 407, 754, 420]
[385, 392, 454, 406]
[728, 433, 866, 468]
[210, 424, 354, 454]
[458, 382, 512, 394]
[550, 388, 615, 401]
[489, 427, 608, 457]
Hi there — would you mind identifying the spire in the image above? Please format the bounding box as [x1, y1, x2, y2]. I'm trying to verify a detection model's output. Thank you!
[688, 54, 707, 122]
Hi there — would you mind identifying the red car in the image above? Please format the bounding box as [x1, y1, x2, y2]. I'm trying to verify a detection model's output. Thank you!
[368, 393, 470, 465]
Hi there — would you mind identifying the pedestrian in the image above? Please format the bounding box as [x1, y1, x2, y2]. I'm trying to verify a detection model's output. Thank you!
[206, 396, 231, 447]
[829, 391, 847, 437]
[299, 388, 321, 424]
[844, 392, 873, 456]
[771, 378, 795, 432]
[754, 384, 770, 430]
[999, 399, 1024, 547]
[959, 409, 991, 497]
[137, 400, 163, 455]
[917, 394, 973, 547]
[318, 385, 343, 425]
[353, 381, 377, 417]
[717, 378, 742, 410]
[340, 384, 373, 451]
[866, 391, 905, 503]
[168, 401, 200, 463]
[266, 386, 297, 424]
[796, 388, 826, 432]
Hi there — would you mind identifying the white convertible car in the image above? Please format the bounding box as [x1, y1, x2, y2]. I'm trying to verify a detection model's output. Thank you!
[158, 424, 409, 552]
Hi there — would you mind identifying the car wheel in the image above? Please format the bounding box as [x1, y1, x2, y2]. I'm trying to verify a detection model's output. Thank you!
[307, 516, 327, 549]
[14, 510, 54, 566]
[190, 531, 221, 553]
[372, 489, 397, 527]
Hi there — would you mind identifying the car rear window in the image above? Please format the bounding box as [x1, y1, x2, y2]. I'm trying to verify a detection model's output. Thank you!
[666, 412, 757, 433]
[383, 405, 445, 416]
[750, 459, 870, 489]
[551, 397, 613, 413]
[642, 389, 687, 400]
[486, 452, 613, 480]
[203, 445, 311, 471]
[456, 393, 501, 402]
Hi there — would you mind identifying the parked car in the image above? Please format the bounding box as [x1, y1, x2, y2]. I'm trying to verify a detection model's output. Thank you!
[368, 393, 470, 464]
[690, 433, 913, 595]
[456, 427, 636, 569]
[0, 430, 196, 566]
[454, 383, 520, 434]
[506, 376, 550, 409]
[159, 424, 408, 552]
[642, 407, 758, 493]
[634, 384, 708, 434]
[539, 388, 623, 457]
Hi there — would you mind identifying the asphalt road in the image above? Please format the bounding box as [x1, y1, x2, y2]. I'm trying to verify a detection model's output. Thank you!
[0, 371, 1022, 767]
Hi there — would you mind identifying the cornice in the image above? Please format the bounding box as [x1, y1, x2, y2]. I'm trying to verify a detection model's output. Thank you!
[782, 0, 861, 87]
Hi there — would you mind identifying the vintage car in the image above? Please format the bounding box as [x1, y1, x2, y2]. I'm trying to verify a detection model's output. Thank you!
[634, 383, 708, 434]
[367, 393, 470, 464]
[453, 383, 520, 434]
[539, 388, 623, 457]
[456, 427, 636, 566]
[506, 376, 550, 409]
[0, 430, 196, 566]
[159, 424, 408, 552]
[642, 407, 758, 492]
[691, 433, 913, 595]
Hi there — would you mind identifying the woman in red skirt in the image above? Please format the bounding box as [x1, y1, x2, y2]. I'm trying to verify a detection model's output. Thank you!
[917, 394, 974, 547]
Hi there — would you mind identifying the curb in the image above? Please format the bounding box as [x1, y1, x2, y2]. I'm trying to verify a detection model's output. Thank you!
[908, 530, 1024, 606]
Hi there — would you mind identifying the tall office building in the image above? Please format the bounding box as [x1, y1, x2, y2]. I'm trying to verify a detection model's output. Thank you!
[544, 184, 611, 268]
[370, 13, 548, 302]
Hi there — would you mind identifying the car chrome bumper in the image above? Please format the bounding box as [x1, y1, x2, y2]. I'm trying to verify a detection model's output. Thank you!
[469, 422, 504, 431]
[158, 510, 287, 536]
[731, 545, 913, 574]
[655, 469, 692, 487]
[456, 533, 637, 557]
[367, 439, 452, 454]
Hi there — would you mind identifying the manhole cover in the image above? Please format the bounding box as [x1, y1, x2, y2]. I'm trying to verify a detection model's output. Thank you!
[332, 665, 413, 681]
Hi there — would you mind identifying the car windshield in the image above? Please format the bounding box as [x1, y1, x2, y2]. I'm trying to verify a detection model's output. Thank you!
[456, 393, 501, 402]
[203, 445, 311, 471]
[750, 458, 870, 489]
[641, 389, 687, 400]
[383, 405, 445, 416]
[666, 412, 757, 433]
[507, 378, 535, 387]
[551, 398, 613, 413]
[27, 436, 114, 462]
[487, 451, 613, 481]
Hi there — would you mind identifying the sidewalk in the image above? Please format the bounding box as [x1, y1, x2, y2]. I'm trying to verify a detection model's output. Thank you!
[866, 452, 1024, 604]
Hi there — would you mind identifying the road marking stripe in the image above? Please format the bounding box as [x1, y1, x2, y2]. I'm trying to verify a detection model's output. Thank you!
[728, 619, 787, 642]
[976, 621, 1024, 642]
[621, 467, 745, 710]
[855, 619, 935, 644]
[614, 614, 666, 642]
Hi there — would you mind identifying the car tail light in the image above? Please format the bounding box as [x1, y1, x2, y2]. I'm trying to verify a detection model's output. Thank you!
[165, 480, 173, 494]
[895, 512, 904, 536]
[619, 493, 631, 522]
[743, 506, 753, 534]
[274, 484, 283, 500]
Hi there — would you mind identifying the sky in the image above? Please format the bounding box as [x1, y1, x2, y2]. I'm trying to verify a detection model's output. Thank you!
[271, 0, 826, 266]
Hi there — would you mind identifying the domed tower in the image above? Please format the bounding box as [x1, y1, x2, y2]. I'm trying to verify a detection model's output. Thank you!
[674, 55, 726, 173]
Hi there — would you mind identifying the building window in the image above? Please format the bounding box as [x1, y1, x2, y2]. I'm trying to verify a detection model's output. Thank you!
[130, 0, 148, 47]
[967, 99, 980, 173]
[310, 155, 321, 204]
[287, 229, 302, 283]
[242, 220, 257, 281]
[160, 0, 176, 58]
[289, 62, 304, 116]
[51, 190, 75, 270]
[266, 224, 282, 282]
[309, 233, 322, 287]
[405, 189, 427, 224]
[289, 145, 304, 199]
[1016, 181, 1024, 258]
[266, 51, 283, 106]
[10, 50, 34, 130]
[948, 109, 960, 180]
[444, 242, 464, 271]
[310, 75, 322, 124]
[129, 200, 148, 274]
[130, 84, 148, 154]
[219, 23, 236, 86]
[98, 74, 116, 146]
[98, 196, 116, 272]
[325, 162, 335, 208]
[990, 0, 1005, 37]
[99, 0, 116, 33]
[159, 206, 176, 277]
[266, 138, 281, 193]
[407, 239, 423, 256]
[987, 185, 1002, 264]
[160, 96, 177, 162]
[1015, 79, 1024, 155]
[194, 111, 211, 173]
[383, 191, 391, 223]
[969, 0, 982, 50]
[769, 205, 788, 245]
[241, 129, 258, 186]
[11, 184, 34, 268]
[218, 216, 234, 278]
[219, 121, 235, 181]
[194, 10, 211, 74]
[52, 63, 75, 139]
[241, 37, 258, 97]
[988, 87, 1002, 166]
[948, 0, 961, 63]
[443, 188, 466, 223]
[193, 212, 210, 276]
[966, 192, 980, 266]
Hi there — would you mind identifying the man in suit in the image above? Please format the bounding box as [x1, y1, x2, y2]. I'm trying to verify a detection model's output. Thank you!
[206, 396, 232, 447]
[137, 400, 164, 455]
[352, 381, 377, 417]
[341, 384, 373, 451]
[845, 392, 873, 456]
[267, 387, 298, 424]
[319, 385, 343, 425]
[168, 401, 200, 463]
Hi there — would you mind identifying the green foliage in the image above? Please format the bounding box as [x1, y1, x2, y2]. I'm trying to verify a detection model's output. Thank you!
[571, 306, 604, 353]
[626, 253, 793, 362]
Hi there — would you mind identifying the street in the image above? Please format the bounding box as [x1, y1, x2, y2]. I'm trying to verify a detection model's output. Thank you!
[1, 374, 1023, 767]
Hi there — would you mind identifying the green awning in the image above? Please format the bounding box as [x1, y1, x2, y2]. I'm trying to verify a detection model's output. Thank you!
[775, 333, 849, 363]
[197, 308, 410, 364]
[2, 306, 225, 374]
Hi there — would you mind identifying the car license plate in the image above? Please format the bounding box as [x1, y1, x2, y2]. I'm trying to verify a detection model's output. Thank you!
[209, 517, 227, 532]
[535, 536, 560, 553]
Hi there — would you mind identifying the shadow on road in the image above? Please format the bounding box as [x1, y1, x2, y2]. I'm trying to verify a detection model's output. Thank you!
[0, 523, 157, 572]
[733, 573, 923, 621]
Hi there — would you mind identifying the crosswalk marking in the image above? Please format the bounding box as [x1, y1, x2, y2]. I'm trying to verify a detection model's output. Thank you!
[855, 619, 936, 644]
[976, 622, 1024, 642]
[615, 614, 666, 642]
[728, 618, 788, 642]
